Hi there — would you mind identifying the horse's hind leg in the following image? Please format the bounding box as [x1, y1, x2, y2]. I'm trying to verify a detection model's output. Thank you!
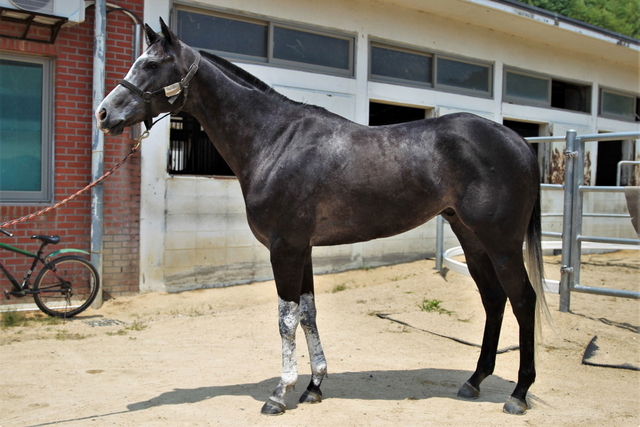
[488, 247, 537, 414]
[472, 229, 538, 415]
[448, 218, 508, 401]
[299, 251, 328, 404]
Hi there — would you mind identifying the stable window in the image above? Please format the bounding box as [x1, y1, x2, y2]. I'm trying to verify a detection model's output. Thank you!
[174, 6, 354, 77]
[370, 44, 432, 86]
[369, 42, 492, 97]
[272, 25, 352, 73]
[551, 80, 590, 113]
[0, 54, 52, 202]
[369, 102, 428, 126]
[504, 68, 591, 113]
[436, 57, 491, 95]
[599, 88, 639, 122]
[504, 70, 550, 106]
[176, 10, 267, 61]
[168, 113, 234, 177]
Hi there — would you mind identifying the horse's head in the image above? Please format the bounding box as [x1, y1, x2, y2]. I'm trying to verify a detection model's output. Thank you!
[96, 18, 200, 135]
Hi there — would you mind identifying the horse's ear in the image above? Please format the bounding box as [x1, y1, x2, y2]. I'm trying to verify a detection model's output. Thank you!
[144, 24, 159, 45]
[159, 17, 176, 45]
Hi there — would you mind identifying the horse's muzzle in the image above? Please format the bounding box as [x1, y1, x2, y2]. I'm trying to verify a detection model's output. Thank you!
[96, 107, 126, 135]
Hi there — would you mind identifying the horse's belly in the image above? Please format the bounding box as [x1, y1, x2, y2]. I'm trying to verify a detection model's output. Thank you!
[309, 202, 441, 247]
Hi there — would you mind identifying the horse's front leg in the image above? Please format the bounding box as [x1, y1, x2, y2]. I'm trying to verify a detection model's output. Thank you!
[299, 293, 327, 404]
[261, 297, 301, 415]
[298, 248, 327, 404]
[261, 242, 308, 416]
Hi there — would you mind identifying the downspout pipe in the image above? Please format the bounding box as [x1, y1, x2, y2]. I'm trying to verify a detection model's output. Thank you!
[91, 0, 106, 308]
[88, 1, 142, 307]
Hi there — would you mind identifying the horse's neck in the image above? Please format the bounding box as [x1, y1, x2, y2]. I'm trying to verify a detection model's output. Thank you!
[184, 59, 295, 182]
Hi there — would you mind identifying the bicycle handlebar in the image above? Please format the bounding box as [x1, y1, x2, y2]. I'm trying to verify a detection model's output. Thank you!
[0, 228, 14, 237]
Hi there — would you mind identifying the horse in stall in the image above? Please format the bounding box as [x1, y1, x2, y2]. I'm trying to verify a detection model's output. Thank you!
[96, 19, 550, 416]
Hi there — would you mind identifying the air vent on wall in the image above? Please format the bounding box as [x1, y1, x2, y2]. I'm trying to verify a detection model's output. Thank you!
[0, 0, 84, 42]
[9, 0, 54, 15]
[0, 0, 85, 24]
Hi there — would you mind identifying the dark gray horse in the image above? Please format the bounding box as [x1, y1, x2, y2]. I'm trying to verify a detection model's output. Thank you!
[97, 20, 549, 416]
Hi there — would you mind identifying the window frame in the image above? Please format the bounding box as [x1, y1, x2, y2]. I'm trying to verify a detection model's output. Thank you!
[599, 86, 639, 122]
[369, 42, 434, 88]
[0, 52, 53, 203]
[434, 54, 493, 98]
[173, 5, 355, 78]
[503, 68, 551, 107]
[269, 23, 354, 77]
[368, 40, 493, 99]
[503, 66, 592, 114]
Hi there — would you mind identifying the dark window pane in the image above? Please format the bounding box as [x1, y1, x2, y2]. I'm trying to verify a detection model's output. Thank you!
[369, 102, 426, 126]
[595, 140, 622, 186]
[601, 90, 635, 119]
[437, 58, 489, 92]
[370, 46, 432, 84]
[169, 113, 234, 177]
[273, 26, 350, 70]
[177, 10, 267, 58]
[0, 59, 42, 192]
[505, 71, 549, 103]
[503, 120, 540, 138]
[551, 80, 590, 113]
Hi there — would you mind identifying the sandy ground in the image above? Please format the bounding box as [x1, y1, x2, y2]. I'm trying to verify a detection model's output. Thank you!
[0, 251, 638, 427]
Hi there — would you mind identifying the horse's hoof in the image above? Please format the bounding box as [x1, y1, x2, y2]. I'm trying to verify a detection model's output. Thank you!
[261, 399, 286, 416]
[457, 381, 480, 399]
[503, 396, 528, 415]
[299, 389, 322, 404]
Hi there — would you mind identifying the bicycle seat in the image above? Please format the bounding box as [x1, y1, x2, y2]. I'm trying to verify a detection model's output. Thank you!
[31, 235, 61, 245]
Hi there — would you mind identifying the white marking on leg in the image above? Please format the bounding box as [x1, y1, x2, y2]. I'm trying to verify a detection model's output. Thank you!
[269, 297, 300, 406]
[300, 293, 327, 387]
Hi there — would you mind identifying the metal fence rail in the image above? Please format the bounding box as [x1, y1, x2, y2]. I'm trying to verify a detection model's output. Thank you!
[559, 130, 640, 311]
[436, 130, 640, 312]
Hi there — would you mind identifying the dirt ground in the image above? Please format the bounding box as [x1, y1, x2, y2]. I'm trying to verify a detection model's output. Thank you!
[0, 251, 638, 427]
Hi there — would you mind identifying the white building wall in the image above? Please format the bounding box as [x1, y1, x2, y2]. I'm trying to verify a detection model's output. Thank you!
[140, 0, 639, 292]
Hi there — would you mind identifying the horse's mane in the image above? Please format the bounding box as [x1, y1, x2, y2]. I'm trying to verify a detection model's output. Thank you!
[199, 50, 305, 108]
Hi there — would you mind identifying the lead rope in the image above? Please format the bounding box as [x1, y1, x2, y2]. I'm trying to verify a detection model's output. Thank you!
[0, 130, 149, 230]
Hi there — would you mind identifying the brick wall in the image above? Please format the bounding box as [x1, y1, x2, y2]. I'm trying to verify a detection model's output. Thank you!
[0, 2, 144, 303]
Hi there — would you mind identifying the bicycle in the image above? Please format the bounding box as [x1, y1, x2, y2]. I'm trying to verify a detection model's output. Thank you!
[0, 228, 100, 318]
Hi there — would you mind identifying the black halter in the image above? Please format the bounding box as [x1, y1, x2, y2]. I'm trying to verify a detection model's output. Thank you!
[119, 51, 201, 130]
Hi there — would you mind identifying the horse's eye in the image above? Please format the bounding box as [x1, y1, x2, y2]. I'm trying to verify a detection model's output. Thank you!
[148, 62, 158, 70]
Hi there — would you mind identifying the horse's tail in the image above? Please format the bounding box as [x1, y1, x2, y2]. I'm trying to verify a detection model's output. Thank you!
[524, 186, 554, 344]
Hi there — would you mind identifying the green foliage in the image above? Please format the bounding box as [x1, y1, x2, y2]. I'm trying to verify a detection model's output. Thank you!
[1, 310, 27, 328]
[523, 0, 640, 39]
[1, 310, 61, 329]
[55, 330, 87, 340]
[126, 320, 147, 331]
[417, 299, 453, 315]
[332, 283, 348, 293]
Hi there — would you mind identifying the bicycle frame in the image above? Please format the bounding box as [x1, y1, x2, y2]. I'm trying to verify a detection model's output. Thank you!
[0, 239, 90, 296]
[0, 241, 41, 290]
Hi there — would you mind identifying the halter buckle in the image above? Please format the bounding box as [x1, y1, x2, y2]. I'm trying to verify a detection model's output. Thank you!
[164, 82, 182, 98]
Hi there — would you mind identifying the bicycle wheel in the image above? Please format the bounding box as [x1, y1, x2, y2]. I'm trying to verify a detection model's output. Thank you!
[33, 255, 100, 318]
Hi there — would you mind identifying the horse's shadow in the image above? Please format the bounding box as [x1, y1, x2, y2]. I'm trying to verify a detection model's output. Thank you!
[126, 368, 519, 413]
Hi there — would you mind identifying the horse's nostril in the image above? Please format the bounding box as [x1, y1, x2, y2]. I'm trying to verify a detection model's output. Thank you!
[98, 108, 107, 121]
